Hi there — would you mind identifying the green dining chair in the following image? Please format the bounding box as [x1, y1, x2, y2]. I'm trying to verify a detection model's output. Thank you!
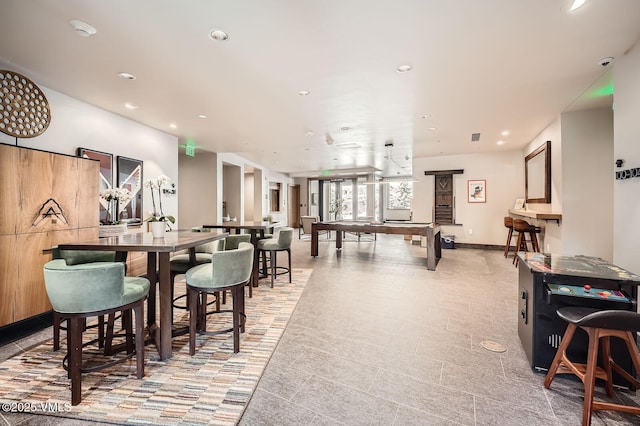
[257, 227, 293, 288]
[185, 242, 253, 355]
[43, 258, 150, 406]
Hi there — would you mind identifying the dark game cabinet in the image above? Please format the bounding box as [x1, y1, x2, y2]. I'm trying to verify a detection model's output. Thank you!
[517, 253, 640, 387]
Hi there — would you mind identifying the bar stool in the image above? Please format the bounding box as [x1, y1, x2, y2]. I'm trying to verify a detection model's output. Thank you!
[512, 219, 541, 265]
[503, 217, 514, 258]
[544, 307, 640, 426]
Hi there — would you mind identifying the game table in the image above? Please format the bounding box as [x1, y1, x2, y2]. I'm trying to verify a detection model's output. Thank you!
[310, 220, 441, 270]
[517, 252, 640, 385]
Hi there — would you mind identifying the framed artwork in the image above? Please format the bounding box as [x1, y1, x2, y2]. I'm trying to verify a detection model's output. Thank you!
[467, 179, 486, 203]
[77, 147, 113, 224]
[117, 156, 143, 224]
[513, 198, 525, 210]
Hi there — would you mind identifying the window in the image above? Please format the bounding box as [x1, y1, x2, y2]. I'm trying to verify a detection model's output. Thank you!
[387, 181, 413, 209]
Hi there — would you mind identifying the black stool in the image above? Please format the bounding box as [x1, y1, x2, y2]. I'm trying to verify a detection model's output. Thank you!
[544, 306, 640, 426]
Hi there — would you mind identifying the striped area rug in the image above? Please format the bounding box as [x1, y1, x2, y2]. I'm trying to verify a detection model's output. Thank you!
[0, 268, 310, 425]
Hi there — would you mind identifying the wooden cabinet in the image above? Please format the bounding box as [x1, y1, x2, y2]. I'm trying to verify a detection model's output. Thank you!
[0, 144, 99, 326]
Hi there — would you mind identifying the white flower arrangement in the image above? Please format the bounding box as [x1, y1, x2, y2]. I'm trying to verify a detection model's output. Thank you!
[144, 175, 175, 223]
[100, 187, 132, 224]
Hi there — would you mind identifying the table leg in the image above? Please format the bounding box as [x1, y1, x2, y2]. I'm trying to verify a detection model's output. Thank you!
[336, 230, 343, 250]
[311, 225, 319, 257]
[252, 230, 260, 287]
[146, 252, 157, 327]
[158, 252, 172, 360]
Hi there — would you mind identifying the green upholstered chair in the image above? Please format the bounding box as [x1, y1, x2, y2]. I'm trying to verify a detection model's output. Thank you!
[225, 234, 251, 250]
[52, 249, 118, 352]
[43, 259, 150, 406]
[185, 242, 253, 355]
[257, 227, 293, 288]
[169, 238, 225, 310]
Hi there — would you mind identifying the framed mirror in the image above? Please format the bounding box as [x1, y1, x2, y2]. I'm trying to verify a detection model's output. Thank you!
[525, 140, 551, 203]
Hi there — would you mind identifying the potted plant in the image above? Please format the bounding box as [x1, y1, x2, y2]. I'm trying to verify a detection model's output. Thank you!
[98, 187, 131, 237]
[144, 175, 175, 237]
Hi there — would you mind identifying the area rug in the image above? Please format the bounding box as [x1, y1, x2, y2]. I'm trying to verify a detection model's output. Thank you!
[0, 268, 311, 425]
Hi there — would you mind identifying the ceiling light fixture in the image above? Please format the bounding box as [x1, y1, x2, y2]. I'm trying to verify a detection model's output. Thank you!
[305, 129, 314, 137]
[69, 19, 97, 37]
[298, 90, 310, 96]
[396, 64, 412, 73]
[496, 140, 505, 146]
[421, 114, 432, 119]
[124, 103, 138, 110]
[197, 114, 207, 119]
[501, 130, 510, 136]
[570, 0, 586, 11]
[209, 29, 229, 41]
[169, 123, 177, 129]
[118, 72, 136, 80]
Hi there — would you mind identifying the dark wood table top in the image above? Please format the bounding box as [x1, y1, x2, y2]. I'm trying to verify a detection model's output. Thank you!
[58, 230, 228, 253]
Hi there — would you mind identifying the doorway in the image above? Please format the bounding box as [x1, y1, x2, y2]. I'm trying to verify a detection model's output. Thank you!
[288, 184, 300, 228]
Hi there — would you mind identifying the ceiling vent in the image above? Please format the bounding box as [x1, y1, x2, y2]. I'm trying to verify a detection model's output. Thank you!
[471, 133, 481, 142]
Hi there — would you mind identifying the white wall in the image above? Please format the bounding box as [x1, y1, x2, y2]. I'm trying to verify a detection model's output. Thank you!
[244, 173, 254, 221]
[178, 151, 217, 228]
[561, 108, 613, 261]
[613, 40, 640, 274]
[523, 117, 562, 253]
[0, 75, 179, 227]
[413, 151, 523, 245]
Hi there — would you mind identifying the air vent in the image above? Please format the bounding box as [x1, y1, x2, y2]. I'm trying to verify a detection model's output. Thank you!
[471, 133, 481, 142]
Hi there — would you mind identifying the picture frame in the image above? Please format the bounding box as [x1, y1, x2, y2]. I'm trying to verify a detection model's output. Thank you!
[117, 156, 143, 224]
[77, 147, 113, 224]
[467, 179, 486, 203]
[513, 198, 525, 210]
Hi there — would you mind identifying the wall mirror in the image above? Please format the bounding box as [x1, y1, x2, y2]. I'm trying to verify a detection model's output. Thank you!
[525, 140, 551, 203]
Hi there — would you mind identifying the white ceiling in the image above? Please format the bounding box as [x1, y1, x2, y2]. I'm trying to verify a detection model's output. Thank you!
[1, 0, 639, 177]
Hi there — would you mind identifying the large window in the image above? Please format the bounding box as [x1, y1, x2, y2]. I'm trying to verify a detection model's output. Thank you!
[387, 181, 413, 209]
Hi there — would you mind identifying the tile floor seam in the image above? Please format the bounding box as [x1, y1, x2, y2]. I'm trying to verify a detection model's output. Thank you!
[473, 394, 478, 426]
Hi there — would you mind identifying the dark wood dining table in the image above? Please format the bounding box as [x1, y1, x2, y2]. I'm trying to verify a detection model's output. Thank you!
[58, 229, 228, 360]
[202, 221, 276, 286]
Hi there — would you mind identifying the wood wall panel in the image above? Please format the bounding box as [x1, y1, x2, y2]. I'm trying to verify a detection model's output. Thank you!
[0, 145, 99, 326]
[0, 234, 17, 326]
[14, 232, 54, 322]
[77, 157, 100, 229]
[0, 145, 19, 236]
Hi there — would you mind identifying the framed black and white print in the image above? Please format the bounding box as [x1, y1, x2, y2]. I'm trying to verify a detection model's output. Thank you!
[117, 156, 143, 224]
[77, 147, 113, 224]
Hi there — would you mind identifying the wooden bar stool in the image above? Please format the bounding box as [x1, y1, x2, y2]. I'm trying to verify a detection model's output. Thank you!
[544, 307, 640, 426]
[512, 219, 541, 265]
[503, 216, 514, 258]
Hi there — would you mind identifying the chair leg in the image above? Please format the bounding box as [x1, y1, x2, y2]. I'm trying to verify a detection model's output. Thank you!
[53, 312, 62, 351]
[581, 327, 601, 426]
[188, 287, 198, 356]
[123, 309, 134, 354]
[600, 336, 615, 398]
[504, 228, 513, 258]
[271, 250, 276, 288]
[287, 248, 292, 283]
[231, 285, 242, 353]
[134, 302, 145, 379]
[68, 317, 83, 406]
[544, 323, 578, 388]
[104, 312, 116, 355]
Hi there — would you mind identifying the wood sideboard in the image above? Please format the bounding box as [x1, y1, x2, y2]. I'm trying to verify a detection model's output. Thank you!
[0, 144, 99, 326]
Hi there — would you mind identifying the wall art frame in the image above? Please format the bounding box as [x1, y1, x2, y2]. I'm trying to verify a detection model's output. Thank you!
[76, 147, 113, 224]
[467, 179, 486, 203]
[116, 156, 143, 224]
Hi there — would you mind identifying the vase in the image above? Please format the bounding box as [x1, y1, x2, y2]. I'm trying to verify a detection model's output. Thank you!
[150, 221, 166, 238]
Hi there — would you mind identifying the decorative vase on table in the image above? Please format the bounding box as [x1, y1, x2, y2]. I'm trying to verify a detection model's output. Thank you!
[150, 221, 166, 238]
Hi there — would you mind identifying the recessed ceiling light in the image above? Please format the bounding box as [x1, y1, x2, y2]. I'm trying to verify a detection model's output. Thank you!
[396, 64, 412, 73]
[124, 103, 138, 110]
[340, 126, 351, 131]
[496, 140, 505, 145]
[209, 29, 229, 41]
[501, 130, 510, 136]
[197, 114, 207, 119]
[69, 19, 97, 37]
[570, 0, 586, 11]
[427, 127, 437, 131]
[118, 72, 136, 80]
[169, 123, 177, 129]
[298, 90, 310, 96]
[421, 114, 432, 119]
[305, 129, 314, 137]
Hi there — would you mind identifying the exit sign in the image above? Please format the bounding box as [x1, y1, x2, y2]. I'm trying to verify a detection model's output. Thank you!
[185, 145, 195, 157]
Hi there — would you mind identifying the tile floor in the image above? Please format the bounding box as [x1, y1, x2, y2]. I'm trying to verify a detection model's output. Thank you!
[2, 233, 640, 425]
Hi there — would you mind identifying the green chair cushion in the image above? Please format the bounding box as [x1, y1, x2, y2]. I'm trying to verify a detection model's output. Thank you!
[186, 242, 253, 290]
[225, 234, 251, 250]
[170, 253, 213, 273]
[257, 227, 293, 250]
[60, 250, 116, 265]
[44, 259, 150, 314]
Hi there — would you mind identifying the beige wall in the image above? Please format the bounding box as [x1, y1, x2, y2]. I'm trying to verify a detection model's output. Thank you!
[178, 151, 217, 228]
[613, 40, 640, 274]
